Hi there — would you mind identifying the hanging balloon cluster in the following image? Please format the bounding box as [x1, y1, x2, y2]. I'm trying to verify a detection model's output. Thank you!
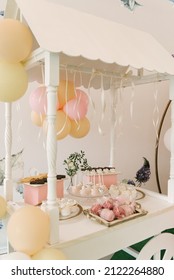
[0, 19, 33, 102]
[29, 80, 90, 139]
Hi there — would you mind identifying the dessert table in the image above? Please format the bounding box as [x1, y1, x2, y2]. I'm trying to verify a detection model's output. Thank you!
[54, 189, 174, 259]
[1, 186, 174, 259]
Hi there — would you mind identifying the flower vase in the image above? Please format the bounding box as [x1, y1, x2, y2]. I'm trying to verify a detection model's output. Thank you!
[70, 176, 74, 186]
[67, 176, 74, 190]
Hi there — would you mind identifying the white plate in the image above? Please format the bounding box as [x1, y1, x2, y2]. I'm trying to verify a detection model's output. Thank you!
[59, 204, 83, 220]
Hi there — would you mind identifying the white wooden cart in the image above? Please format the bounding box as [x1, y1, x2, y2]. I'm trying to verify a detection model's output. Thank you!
[2, 0, 174, 259]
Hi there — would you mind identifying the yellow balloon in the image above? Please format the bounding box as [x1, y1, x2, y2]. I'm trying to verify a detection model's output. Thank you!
[70, 117, 90, 138]
[0, 195, 7, 219]
[7, 205, 50, 256]
[0, 62, 28, 102]
[0, 19, 33, 63]
[31, 111, 45, 127]
[43, 111, 71, 140]
[56, 110, 71, 140]
[57, 80, 75, 108]
[32, 247, 67, 260]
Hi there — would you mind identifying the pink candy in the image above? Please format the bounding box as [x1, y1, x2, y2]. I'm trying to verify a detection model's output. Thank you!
[102, 199, 113, 209]
[90, 197, 136, 222]
[100, 208, 115, 222]
[91, 203, 102, 215]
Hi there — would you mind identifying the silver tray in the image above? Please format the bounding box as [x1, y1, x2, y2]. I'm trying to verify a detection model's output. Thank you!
[83, 203, 148, 227]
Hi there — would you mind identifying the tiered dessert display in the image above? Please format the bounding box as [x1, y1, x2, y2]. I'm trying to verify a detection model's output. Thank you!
[82, 167, 119, 188]
[68, 182, 108, 198]
[64, 154, 150, 225]
[67, 166, 119, 199]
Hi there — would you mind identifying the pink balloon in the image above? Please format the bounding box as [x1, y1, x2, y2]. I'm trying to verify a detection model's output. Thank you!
[75, 89, 89, 106]
[63, 89, 89, 120]
[63, 97, 88, 120]
[29, 86, 47, 114]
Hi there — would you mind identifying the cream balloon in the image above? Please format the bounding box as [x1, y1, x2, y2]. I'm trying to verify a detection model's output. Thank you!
[0, 62, 28, 102]
[56, 110, 71, 140]
[0, 195, 7, 218]
[57, 80, 75, 108]
[7, 205, 50, 256]
[43, 110, 71, 140]
[32, 247, 67, 260]
[31, 111, 46, 127]
[70, 117, 90, 138]
[0, 19, 33, 63]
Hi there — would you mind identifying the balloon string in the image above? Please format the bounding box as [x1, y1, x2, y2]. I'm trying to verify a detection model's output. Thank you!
[129, 80, 139, 129]
[37, 128, 42, 142]
[114, 79, 124, 140]
[73, 69, 83, 93]
[152, 82, 160, 141]
[15, 102, 23, 148]
[57, 67, 69, 136]
[87, 70, 97, 116]
[130, 81, 135, 120]
[73, 70, 82, 122]
[65, 67, 68, 105]
[39, 112, 45, 124]
[98, 74, 106, 135]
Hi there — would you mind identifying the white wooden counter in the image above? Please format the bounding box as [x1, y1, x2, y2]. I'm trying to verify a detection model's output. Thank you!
[1, 187, 174, 260]
[55, 189, 174, 259]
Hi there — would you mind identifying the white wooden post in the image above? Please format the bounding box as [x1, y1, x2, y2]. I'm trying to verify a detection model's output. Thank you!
[109, 87, 117, 167]
[3, 102, 13, 201]
[42, 51, 60, 244]
[168, 76, 174, 202]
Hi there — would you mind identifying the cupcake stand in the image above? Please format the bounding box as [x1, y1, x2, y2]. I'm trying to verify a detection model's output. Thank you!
[1, 0, 174, 259]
